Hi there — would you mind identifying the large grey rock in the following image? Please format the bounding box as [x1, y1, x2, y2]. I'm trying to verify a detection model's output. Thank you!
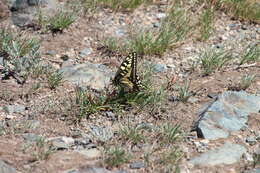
[59, 62, 114, 91]
[11, 0, 58, 26]
[0, 160, 17, 173]
[3, 104, 26, 114]
[194, 91, 260, 140]
[189, 142, 246, 166]
[89, 126, 114, 142]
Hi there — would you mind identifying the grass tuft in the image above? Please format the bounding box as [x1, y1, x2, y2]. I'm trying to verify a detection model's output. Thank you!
[199, 8, 214, 41]
[200, 48, 231, 75]
[239, 43, 260, 65]
[47, 10, 76, 33]
[119, 125, 146, 144]
[104, 147, 130, 167]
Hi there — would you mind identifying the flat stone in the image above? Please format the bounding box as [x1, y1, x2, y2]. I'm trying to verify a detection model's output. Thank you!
[89, 126, 113, 142]
[79, 48, 92, 57]
[3, 105, 26, 114]
[0, 160, 17, 173]
[59, 62, 113, 91]
[189, 142, 246, 166]
[77, 148, 101, 159]
[129, 162, 145, 169]
[194, 91, 260, 140]
[22, 133, 43, 142]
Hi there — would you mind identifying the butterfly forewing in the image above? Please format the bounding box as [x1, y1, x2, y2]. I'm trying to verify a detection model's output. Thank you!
[113, 52, 144, 92]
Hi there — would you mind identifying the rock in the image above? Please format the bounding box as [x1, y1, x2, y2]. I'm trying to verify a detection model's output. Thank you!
[129, 162, 145, 169]
[244, 168, 260, 173]
[246, 136, 257, 145]
[45, 50, 56, 56]
[0, 160, 17, 173]
[193, 91, 260, 140]
[115, 28, 126, 37]
[22, 133, 43, 142]
[48, 136, 75, 150]
[59, 62, 114, 91]
[228, 23, 237, 28]
[11, 0, 58, 27]
[189, 142, 246, 166]
[77, 148, 101, 159]
[144, 61, 167, 73]
[104, 111, 116, 120]
[3, 104, 26, 114]
[75, 137, 92, 147]
[156, 13, 166, 19]
[187, 97, 199, 104]
[89, 126, 113, 142]
[153, 63, 167, 73]
[79, 48, 92, 57]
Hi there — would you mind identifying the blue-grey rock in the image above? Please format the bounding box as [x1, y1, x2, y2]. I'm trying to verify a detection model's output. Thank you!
[79, 48, 92, 57]
[22, 133, 42, 142]
[194, 91, 260, 140]
[189, 142, 246, 166]
[144, 61, 167, 73]
[153, 22, 160, 28]
[246, 136, 257, 145]
[3, 104, 26, 114]
[115, 28, 126, 37]
[0, 160, 17, 173]
[129, 162, 145, 169]
[153, 63, 167, 73]
[0, 57, 3, 66]
[59, 62, 114, 91]
[228, 23, 237, 28]
[156, 13, 166, 19]
[89, 126, 113, 142]
[45, 50, 56, 56]
[244, 168, 260, 173]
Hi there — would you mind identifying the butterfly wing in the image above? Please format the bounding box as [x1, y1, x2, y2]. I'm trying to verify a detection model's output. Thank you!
[113, 52, 144, 92]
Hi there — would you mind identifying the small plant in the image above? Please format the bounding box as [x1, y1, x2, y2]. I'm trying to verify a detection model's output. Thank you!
[253, 152, 260, 167]
[32, 137, 54, 161]
[199, 8, 214, 41]
[176, 80, 192, 102]
[0, 28, 41, 83]
[74, 87, 112, 120]
[228, 74, 255, 91]
[47, 10, 76, 33]
[47, 70, 63, 89]
[159, 123, 181, 144]
[127, 6, 191, 55]
[158, 147, 182, 172]
[119, 125, 145, 144]
[218, 0, 260, 23]
[104, 147, 130, 167]
[200, 49, 231, 75]
[239, 44, 260, 65]
[239, 74, 255, 90]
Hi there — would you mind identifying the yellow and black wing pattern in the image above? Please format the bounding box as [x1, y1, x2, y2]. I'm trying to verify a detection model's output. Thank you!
[113, 52, 144, 92]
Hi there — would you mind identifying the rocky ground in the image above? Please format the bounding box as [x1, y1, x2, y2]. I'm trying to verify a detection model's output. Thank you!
[0, 0, 259, 173]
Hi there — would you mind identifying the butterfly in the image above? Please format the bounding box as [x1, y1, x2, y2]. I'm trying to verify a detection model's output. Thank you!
[113, 52, 144, 93]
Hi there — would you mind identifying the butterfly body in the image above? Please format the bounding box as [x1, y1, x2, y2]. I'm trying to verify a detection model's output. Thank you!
[113, 52, 144, 92]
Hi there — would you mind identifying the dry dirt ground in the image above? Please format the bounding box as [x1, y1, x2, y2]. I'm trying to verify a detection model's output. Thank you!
[0, 0, 260, 173]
